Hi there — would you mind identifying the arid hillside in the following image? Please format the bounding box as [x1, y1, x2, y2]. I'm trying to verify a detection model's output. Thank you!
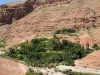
[0, 0, 100, 45]
[0, 0, 70, 25]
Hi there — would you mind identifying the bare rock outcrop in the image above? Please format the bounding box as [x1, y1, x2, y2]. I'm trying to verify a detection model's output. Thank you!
[0, 0, 71, 25]
[0, 0, 34, 25]
[79, 35, 93, 48]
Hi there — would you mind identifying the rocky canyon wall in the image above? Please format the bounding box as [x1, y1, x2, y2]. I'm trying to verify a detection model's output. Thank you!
[1, 0, 100, 46]
[0, 0, 71, 25]
[0, 0, 34, 25]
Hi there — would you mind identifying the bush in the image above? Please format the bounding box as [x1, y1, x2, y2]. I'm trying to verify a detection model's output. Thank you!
[0, 44, 5, 48]
[92, 44, 99, 50]
[26, 69, 43, 75]
[62, 69, 72, 75]
[26, 70, 38, 75]
[69, 71, 100, 75]
[55, 30, 60, 34]
[38, 72, 43, 75]
[55, 28, 76, 34]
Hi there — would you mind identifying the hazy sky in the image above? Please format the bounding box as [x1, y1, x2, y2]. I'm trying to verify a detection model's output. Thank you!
[0, 0, 24, 5]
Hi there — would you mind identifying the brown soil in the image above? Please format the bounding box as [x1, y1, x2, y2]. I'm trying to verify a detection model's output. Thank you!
[75, 50, 100, 69]
[0, 58, 27, 75]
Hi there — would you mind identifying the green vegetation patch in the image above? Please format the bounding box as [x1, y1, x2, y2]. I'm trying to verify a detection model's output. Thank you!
[0, 39, 6, 48]
[26, 69, 43, 75]
[55, 28, 76, 36]
[62, 69, 100, 75]
[3, 35, 95, 67]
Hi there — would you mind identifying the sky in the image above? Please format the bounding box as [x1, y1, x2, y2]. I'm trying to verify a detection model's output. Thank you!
[0, 0, 24, 5]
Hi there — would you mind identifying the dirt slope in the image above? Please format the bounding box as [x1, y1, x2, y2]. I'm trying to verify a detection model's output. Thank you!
[0, 58, 27, 75]
[75, 50, 100, 69]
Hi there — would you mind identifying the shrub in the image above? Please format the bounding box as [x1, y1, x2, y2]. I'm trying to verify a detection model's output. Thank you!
[92, 44, 99, 50]
[26, 69, 43, 75]
[38, 72, 43, 75]
[62, 69, 72, 75]
[55, 30, 60, 34]
[0, 44, 5, 48]
[55, 28, 76, 34]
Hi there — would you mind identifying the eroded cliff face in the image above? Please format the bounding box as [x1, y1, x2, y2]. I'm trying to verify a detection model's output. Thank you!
[0, 0, 34, 25]
[0, 7, 97, 44]
[0, 0, 98, 27]
[1, 0, 100, 46]
[0, 0, 71, 25]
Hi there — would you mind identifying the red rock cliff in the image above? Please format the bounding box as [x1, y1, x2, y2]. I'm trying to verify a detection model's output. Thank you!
[0, 0, 34, 25]
[0, 0, 71, 25]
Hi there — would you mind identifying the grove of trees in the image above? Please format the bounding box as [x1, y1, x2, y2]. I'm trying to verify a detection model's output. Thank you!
[6, 36, 94, 67]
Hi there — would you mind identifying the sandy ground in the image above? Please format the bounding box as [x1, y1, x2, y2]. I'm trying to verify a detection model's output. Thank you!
[33, 65, 100, 75]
